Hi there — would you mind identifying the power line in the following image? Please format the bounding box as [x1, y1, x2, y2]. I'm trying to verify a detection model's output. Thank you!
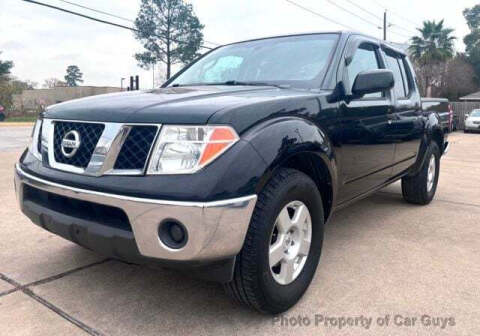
[284, 0, 355, 30]
[23, 0, 214, 50]
[23, 0, 144, 35]
[368, 0, 422, 28]
[326, 0, 382, 29]
[56, 0, 222, 46]
[332, 0, 412, 40]
[336, 0, 416, 40]
[390, 11, 422, 29]
[389, 29, 412, 39]
[390, 23, 417, 35]
[342, 0, 382, 20]
[330, 0, 412, 41]
[284, 0, 410, 41]
[339, 0, 416, 41]
[368, 0, 391, 12]
[55, 0, 134, 23]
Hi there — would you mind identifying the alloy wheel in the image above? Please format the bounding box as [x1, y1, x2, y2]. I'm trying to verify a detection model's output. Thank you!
[269, 201, 312, 285]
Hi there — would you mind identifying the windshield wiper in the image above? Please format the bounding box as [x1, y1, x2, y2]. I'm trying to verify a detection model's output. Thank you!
[215, 80, 290, 89]
[172, 81, 290, 89]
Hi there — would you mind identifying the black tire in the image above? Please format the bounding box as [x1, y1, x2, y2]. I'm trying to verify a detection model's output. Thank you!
[224, 168, 324, 314]
[401, 142, 440, 205]
[464, 129, 469, 133]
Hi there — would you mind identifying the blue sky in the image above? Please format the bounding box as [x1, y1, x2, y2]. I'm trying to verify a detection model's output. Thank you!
[0, 0, 477, 89]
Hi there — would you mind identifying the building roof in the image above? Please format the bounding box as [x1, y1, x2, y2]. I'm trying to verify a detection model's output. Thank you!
[460, 91, 480, 101]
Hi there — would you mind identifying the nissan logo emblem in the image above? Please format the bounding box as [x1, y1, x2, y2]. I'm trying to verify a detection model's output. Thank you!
[61, 130, 81, 158]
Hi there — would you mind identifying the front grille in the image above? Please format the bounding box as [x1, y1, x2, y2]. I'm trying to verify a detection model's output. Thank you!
[53, 121, 104, 168]
[114, 126, 158, 170]
[473, 121, 480, 125]
[23, 184, 132, 232]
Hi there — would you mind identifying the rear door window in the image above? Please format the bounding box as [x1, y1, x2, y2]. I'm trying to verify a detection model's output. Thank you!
[385, 53, 406, 98]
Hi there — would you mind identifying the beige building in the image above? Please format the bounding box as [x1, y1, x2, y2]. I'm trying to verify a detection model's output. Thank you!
[12, 86, 121, 114]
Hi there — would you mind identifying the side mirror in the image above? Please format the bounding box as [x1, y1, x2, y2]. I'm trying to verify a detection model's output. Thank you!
[352, 69, 394, 97]
[465, 114, 470, 120]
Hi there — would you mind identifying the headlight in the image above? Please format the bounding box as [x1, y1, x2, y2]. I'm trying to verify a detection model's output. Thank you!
[29, 118, 43, 160]
[147, 125, 239, 174]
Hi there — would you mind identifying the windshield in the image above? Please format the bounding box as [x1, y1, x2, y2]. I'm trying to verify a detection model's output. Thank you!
[471, 110, 480, 117]
[168, 34, 339, 89]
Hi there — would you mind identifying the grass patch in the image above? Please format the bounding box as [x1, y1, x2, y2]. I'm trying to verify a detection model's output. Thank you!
[3, 115, 37, 122]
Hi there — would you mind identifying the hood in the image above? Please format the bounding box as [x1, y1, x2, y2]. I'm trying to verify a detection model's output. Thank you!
[44, 86, 310, 124]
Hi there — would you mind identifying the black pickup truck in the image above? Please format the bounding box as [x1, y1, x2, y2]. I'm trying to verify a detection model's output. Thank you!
[15, 31, 449, 314]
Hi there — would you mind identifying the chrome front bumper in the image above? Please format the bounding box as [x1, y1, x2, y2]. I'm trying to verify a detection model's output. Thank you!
[14, 164, 257, 261]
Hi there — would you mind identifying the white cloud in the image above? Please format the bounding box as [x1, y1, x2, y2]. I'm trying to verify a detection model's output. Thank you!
[0, 0, 476, 89]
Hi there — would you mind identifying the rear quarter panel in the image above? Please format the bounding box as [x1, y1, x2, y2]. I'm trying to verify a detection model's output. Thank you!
[421, 99, 450, 131]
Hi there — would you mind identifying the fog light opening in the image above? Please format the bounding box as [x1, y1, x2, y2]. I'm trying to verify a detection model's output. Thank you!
[158, 220, 188, 249]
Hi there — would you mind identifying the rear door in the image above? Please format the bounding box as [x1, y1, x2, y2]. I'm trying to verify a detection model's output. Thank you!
[382, 48, 424, 176]
[337, 39, 396, 202]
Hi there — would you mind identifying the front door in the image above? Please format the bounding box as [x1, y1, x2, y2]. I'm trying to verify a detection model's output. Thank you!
[337, 41, 396, 203]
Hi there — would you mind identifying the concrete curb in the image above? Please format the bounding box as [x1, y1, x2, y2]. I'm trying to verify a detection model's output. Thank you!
[0, 122, 34, 127]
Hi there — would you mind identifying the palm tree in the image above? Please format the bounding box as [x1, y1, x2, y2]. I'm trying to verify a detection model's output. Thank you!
[409, 20, 456, 97]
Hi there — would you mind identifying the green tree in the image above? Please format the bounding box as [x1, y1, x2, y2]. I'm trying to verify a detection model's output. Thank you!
[437, 54, 478, 100]
[463, 5, 480, 82]
[43, 78, 66, 89]
[0, 52, 14, 82]
[0, 78, 32, 111]
[409, 20, 456, 97]
[64, 65, 84, 87]
[134, 0, 204, 80]
[464, 5, 480, 30]
[0, 53, 15, 110]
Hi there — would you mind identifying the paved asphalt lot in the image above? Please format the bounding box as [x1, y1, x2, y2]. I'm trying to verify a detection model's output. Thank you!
[0, 126, 32, 152]
[0, 126, 479, 336]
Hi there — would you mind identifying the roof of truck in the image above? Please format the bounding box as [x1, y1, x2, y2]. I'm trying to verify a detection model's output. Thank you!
[223, 31, 407, 55]
[224, 31, 343, 45]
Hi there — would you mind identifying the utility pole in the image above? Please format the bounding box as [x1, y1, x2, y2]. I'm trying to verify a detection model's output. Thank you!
[383, 10, 387, 41]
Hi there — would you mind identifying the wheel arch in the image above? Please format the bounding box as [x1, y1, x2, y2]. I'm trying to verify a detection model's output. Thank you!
[408, 114, 445, 176]
[275, 152, 334, 222]
[431, 127, 444, 153]
[244, 117, 338, 222]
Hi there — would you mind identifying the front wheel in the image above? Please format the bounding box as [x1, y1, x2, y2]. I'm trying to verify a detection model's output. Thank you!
[402, 142, 440, 205]
[224, 168, 324, 314]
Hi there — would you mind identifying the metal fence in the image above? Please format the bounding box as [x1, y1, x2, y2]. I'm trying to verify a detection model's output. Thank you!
[451, 102, 480, 130]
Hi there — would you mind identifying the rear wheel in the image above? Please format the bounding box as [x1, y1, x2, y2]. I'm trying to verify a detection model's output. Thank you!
[224, 168, 324, 314]
[402, 142, 440, 205]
